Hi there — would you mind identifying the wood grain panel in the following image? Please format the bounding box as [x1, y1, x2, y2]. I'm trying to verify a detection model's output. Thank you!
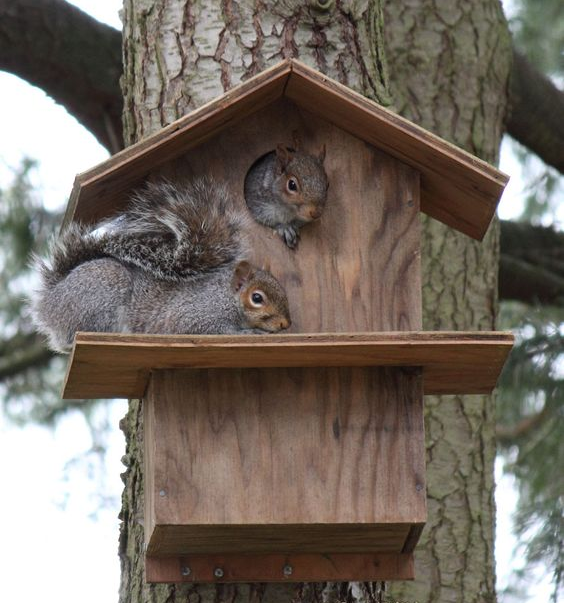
[143, 367, 426, 556]
[62, 331, 514, 399]
[145, 552, 415, 582]
[159, 97, 422, 333]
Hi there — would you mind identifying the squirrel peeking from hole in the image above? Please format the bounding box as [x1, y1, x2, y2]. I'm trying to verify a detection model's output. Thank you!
[244, 134, 329, 249]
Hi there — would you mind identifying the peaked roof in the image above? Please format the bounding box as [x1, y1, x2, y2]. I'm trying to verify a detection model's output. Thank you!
[63, 59, 508, 240]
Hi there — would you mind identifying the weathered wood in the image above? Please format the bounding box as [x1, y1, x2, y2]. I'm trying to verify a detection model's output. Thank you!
[62, 331, 514, 400]
[144, 367, 425, 556]
[145, 552, 415, 583]
[161, 98, 422, 334]
[61, 59, 508, 240]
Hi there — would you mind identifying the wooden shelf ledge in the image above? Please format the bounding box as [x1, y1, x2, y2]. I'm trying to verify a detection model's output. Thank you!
[62, 331, 513, 399]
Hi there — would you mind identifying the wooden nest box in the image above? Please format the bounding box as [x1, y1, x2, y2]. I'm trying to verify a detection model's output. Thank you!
[62, 60, 513, 583]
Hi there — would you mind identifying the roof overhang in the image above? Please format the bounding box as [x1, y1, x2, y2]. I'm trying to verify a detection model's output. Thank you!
[63, 59, 508, 241]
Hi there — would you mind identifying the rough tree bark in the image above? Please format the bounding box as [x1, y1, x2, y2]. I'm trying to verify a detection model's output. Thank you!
[383, 2, 511, 602]
[116, 2, 511, 603]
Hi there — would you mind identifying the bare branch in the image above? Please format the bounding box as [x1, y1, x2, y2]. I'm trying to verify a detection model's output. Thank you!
[507, 49, 564, 175]
[0, 0, 123, 153]
[500, 220, 564, 305]
[496, 406, 551, 444]
[0, 338, 54, 381]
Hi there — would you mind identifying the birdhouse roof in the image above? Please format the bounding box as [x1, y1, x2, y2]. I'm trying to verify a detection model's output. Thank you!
[63, 59, 508, 240]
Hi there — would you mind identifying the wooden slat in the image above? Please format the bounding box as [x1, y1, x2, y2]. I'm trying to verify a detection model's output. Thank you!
[61, 59, 507, 240]
[62, 331, 513, 399]
[145, 552, 415, 583]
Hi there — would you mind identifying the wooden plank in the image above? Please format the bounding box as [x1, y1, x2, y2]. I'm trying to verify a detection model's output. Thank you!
[146, 524, 412, 556]
[62, 59, 507, 240]
[62, 331, 513, 399]
[144, 367, 425, 556]
[145, 552, 415, 583]
[285, 61, 508, 240]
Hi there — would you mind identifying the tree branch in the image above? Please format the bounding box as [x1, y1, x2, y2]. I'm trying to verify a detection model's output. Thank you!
[496, 405, 550, 445]
[507, 49, 564, 175]
[500, 220, 564, 305]
[0, 338, 55, 381]
[0, 0, 123, 153]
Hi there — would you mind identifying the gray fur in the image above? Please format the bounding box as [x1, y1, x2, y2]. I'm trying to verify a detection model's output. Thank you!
[31, 178, 291, 352]
[244, 148, 329, 248]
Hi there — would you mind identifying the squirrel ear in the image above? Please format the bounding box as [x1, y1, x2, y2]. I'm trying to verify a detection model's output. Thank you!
[318, 144, 326, 164]
[276, 144, 294, 171]
[232, 261, 256, 292]
[291, 130, 302, 151]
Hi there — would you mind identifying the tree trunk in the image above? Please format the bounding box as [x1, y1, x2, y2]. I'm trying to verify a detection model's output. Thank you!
[117, 2, 511, 602]
[384, 2, 511, 602]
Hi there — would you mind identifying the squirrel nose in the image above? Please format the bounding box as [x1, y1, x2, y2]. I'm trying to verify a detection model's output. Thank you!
[280, 318, 291, 330]
[308, 207, 322, 219]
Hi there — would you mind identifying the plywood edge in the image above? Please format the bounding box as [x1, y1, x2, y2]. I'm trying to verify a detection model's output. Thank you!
[145, 552, 414, 583]
[61, 331, 513, 399]
[402, 524, 426, 553]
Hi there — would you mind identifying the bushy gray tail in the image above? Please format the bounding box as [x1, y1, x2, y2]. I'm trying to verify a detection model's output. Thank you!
[33, 223, 110, 289]
[100, 177, 249, 280]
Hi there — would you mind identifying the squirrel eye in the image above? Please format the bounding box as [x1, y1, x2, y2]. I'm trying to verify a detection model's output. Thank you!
[251, 291, 264, 306]
[287, 178, 298, 193]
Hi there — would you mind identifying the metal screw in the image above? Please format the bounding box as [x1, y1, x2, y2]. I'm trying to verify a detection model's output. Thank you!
[214, 567, 224, 578]
[159, 489, 166, 497]
[416, 483, 424, 492]
[283, 564, 293, 576]
[181, 566, 191, 577]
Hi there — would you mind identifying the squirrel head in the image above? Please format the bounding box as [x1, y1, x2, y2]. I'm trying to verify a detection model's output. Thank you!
[275, 145, 329, 224]
[231, 261, 291, 332]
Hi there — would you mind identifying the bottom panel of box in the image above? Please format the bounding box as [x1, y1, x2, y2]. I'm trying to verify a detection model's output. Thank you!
[146, 523, 419, 556]
[145, 552, 414, 583]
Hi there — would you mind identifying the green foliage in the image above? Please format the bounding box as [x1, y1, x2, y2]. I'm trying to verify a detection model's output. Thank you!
[498, 302, 564, 601]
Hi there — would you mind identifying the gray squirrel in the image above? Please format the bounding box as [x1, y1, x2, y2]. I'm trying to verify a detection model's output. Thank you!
[31, 178, 291, 353]
[244, 141, 329, 248]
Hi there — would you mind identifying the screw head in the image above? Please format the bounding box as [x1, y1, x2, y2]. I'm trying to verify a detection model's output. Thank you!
[181, 566, 191, 577]
[214, 567, 224, 578]
[159, 489, 166, 497]
[283, 564, 293, 576]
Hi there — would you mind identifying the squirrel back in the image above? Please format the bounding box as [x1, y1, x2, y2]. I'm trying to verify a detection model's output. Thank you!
[102, 178, 249, 280]
[244, 144, 329, 248]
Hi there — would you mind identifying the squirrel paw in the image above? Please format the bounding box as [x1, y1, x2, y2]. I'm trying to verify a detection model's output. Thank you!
[276, 225, 300, 249]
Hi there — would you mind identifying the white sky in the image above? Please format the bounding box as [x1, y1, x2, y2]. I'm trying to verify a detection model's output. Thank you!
[0, 1, 557, 602]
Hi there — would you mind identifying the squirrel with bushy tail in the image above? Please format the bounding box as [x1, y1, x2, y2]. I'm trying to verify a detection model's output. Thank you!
[32, 178, 292, 353]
